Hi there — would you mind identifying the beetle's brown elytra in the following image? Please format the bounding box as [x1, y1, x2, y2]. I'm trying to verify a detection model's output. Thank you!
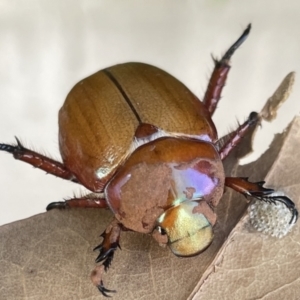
[59, 62, 217, 192]
[0, 24, 297, 297]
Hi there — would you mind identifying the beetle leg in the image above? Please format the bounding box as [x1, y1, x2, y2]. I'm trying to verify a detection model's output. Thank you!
[225, 177, 298, 224]
[203, 24, 251, 115]
[91, 219, 121, 296]
[218, 111, 259, 160]
[46, 193, 108, 210]
[0, 137, 77, 182]
[94, 219, 121, 266]
[91, 265, 116, 297]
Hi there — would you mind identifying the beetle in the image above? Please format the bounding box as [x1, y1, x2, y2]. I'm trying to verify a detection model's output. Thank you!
[0, 24, 298, 296]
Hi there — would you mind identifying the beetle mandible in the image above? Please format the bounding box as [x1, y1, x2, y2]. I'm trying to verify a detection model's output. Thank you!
[0, 24, 298, 296]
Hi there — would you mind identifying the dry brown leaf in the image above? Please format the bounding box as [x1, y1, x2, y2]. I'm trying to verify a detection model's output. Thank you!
[0, 75, 297, 299]
[189, 116, 300, 300]
[0, 122, 253, 300]
[260, 72, 295, 122]
[0, 116, 275, 300]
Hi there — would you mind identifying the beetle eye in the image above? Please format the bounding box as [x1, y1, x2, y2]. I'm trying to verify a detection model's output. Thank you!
[157, 226, 167, 235]
[157, 201, 214, 257]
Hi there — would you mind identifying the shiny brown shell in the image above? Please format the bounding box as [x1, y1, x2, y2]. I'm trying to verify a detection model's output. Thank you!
[105, 137, 225, 234]
[58, 63, 217, 192]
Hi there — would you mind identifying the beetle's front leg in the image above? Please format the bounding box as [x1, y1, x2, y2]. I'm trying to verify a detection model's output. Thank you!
[91, 219, 122, 297]
[225, 177, 298, 224]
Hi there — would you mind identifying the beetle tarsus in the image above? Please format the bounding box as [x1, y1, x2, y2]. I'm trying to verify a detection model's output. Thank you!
[0, 143, 16, 153]
[225, 177, 298, 225]
[97, 280, 116, 297]
[220, 24, 251, 63]
[248, 111, 259, 125]
[93, 248, 117, 295]
[46, 201, 67, 210]
[0, 137, 24, 154]
[92, 223, 121, 295]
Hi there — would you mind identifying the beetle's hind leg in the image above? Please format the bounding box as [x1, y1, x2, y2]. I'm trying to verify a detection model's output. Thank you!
[91, 219, 122, 296]
[0, 137, 77, 182]
[203, 24, 251, 116]
[225, 177, 298, 225]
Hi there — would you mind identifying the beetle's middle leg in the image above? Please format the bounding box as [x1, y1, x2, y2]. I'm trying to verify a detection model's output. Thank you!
[46, 193, 108, 210]
[203, 24, 251, 116]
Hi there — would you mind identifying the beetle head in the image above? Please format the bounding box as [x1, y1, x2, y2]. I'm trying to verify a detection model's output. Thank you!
[156, 200, 214, 257]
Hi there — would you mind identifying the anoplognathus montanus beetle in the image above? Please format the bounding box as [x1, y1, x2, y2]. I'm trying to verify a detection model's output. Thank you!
[0, 24, 298, 296]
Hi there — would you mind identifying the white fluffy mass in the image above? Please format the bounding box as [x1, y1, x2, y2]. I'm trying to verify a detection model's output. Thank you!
[248, 199, 295, 238]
